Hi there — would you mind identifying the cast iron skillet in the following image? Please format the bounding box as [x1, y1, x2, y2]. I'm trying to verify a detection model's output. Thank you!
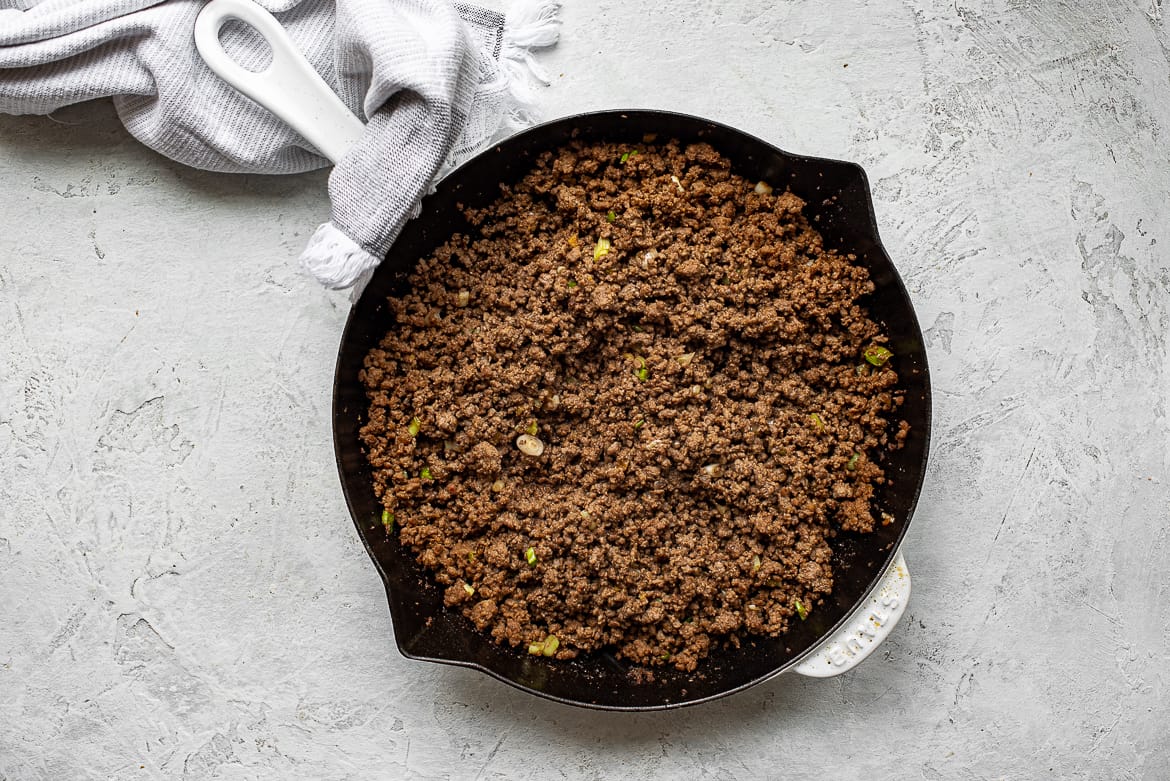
[191, 0, 931, 710]
[331, 110, 931, 710]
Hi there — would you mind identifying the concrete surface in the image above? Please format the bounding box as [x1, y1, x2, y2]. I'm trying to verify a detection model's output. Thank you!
[2, 1, 1169, 778]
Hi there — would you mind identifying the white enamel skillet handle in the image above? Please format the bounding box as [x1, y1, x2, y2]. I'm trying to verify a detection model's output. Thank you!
[194, 0, 911, 682]
[792, 550, 910, 677]
[193, 0, 365, 164]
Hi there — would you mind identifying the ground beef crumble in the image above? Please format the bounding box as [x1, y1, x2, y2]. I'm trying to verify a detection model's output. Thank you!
[358, 139, 907, 672]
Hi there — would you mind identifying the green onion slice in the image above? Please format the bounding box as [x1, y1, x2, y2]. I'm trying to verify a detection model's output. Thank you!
[528, 635, 560, 656]
[593, 237, 611, 261]
[863, 345, 893, 366]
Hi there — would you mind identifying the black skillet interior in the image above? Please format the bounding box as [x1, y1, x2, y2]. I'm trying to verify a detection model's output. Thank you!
[333, 110, 931, 710]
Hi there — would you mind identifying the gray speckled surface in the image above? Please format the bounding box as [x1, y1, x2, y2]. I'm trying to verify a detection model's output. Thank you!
[2, 1, 1169, 778]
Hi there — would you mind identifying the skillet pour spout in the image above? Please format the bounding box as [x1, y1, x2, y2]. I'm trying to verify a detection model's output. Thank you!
[332, 110, 931, 711]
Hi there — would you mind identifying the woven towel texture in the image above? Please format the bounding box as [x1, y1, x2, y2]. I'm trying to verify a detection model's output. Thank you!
[0, 0, 559, 289]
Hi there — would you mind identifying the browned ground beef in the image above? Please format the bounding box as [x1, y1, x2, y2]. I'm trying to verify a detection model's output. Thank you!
[359, 139, 906, 671]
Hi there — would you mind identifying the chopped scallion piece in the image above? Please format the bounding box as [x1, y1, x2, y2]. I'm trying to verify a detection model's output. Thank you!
[381, 509, 394, 532]
[525, 547, 538, 566]
[676, 352, 696, 367]
[794, 598, 809, 620]
[420, 466, 433, 480]
[846, 453, 860, 471]
[751, 554, 761, 572]
[407, 416, 421, 437]
[863, 345, 893, 366]
[636, 367, 649, 382]
[606, 210, 616, 223]
[634, 419, 645, 430]
[567, 279, 578, 289]
[620, 150, 639, 163]
[593, 237, 611, 261]
[524, 421, 538, 436]
[527, 635, 560, 656]
[468, 551, 477, 562]
[462, 582, 475, 596]
[660, 653, 671, 662]
[810, 413, 826, 432]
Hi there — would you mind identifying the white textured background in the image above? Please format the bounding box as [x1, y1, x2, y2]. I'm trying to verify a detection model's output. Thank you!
[2, 1, 1169, 778]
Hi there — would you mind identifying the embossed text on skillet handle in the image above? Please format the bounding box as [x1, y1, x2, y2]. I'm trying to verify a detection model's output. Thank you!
[792, 551, 911, 678]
